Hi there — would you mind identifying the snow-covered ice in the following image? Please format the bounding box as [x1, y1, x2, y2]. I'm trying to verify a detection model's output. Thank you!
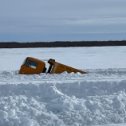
[0, 46, 126, 126]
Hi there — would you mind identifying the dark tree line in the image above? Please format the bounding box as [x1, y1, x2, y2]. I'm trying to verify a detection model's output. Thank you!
[0, 40, 126, 48]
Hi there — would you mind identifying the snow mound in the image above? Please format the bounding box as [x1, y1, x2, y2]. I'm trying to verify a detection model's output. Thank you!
[0, 95, 64, 126]
[0, 69, 126, 126]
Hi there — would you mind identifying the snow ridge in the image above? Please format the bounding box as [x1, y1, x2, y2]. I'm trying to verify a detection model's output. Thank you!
[0, 69, 126, 126]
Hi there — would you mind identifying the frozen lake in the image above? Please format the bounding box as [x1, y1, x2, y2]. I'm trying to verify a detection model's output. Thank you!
[0, 46, 126, 126]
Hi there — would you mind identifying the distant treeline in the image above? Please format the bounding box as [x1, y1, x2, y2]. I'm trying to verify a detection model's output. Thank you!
[0, 40, 126, 48]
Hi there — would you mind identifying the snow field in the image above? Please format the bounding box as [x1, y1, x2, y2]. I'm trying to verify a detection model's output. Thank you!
[0, 47, 126, 126]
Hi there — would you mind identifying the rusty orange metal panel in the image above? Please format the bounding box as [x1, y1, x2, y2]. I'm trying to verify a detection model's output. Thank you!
[19, 57, 46, 74]
[48, 59, 86, 74]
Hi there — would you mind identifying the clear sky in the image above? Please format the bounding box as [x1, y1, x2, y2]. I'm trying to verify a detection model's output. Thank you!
[0, 0, 126, 42]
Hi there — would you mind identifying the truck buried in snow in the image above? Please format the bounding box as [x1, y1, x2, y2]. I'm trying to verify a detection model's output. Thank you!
[19, 57, 86, 74]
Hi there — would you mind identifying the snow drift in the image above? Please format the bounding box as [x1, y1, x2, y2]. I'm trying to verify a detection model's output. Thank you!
[0, 69, 126, 126]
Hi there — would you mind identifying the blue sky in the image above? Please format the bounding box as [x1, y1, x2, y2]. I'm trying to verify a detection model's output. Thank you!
[0, 0, 126, 42]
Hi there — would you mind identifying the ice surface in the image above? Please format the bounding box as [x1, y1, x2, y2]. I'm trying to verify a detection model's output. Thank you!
[1, 46, 126, 70]
[0, 46, 126, 126]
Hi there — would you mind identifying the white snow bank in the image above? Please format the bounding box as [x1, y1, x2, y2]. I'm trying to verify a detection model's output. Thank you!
[0, 69, 126, 125]
[0, 81, 126, 126]
[0, 95, 64, 126]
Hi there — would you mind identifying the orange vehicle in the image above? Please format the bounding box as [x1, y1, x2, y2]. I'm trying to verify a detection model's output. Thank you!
[19, 57, 46, 74]
[47, 59, 86, 74]
[19, 57, 86, 74]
